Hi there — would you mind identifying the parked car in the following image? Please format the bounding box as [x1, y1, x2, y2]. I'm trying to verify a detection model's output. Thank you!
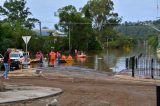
[10, 52, 23, 69]
[0, 54, 3, 62]
[0, 50, 24, 70]
[22, 52, 30, 65]
[0, 54, 4, 70]
[0, 53, 20, 70]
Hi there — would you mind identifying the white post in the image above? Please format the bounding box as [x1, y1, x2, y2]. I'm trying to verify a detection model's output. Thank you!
[22, 36, 31, 65]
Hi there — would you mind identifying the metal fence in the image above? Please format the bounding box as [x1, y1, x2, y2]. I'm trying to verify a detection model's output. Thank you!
[126, 55, 160, 79]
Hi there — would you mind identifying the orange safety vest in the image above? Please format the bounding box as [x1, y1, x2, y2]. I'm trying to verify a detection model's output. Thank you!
[67, 55, 73, 60]
[50, 51, 55, 60]
[61, 55, 66, 60]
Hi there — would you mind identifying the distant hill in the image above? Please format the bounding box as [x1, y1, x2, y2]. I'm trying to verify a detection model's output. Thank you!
[114, 20, 160, 37]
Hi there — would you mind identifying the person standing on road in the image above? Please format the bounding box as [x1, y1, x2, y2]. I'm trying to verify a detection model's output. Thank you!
[3, 48, 11, 79]
[39, 51, 43, 67]
[57, 51, 61, 64]
[49, 50, 56, 67]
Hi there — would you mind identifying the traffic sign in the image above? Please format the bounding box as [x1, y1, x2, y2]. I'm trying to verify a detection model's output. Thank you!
[22, 36, 31, 44]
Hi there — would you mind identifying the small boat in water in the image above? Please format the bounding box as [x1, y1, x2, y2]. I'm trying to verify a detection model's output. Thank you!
[76, 54, 86, 58]
[60, 54, 74, 63]
[59, 59, 74, 64]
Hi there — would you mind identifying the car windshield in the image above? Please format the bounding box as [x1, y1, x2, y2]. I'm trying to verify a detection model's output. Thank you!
[10, 53, 19, 57]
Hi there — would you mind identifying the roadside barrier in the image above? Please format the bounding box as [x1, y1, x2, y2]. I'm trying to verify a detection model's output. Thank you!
[125, 53, 160, 79]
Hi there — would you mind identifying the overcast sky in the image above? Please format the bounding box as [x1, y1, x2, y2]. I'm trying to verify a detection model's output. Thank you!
[0, 0, 158, 28]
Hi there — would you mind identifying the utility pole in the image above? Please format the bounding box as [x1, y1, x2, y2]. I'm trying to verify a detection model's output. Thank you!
[39, 21, 42, 36]
[69, 26, 71, 53]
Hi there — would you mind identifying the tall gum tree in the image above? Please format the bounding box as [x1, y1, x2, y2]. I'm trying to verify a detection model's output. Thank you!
[81, 0, 121, 45]
[0, 0, 39, 29]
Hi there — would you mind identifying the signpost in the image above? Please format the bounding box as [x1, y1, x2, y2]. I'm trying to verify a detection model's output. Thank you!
[22, 36, 31, 65]
[22, 36, 31, 54]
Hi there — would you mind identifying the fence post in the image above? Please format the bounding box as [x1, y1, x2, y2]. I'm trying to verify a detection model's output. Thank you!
[151, 59, 154, 79]
[126, 58, 129, 69]
[131, 56, 135, 77]
[157, 85, 160, 106]
[135, 58, 138, 69]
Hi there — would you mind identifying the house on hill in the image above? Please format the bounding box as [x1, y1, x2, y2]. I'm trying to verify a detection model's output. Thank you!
[33, 29, 66, 37]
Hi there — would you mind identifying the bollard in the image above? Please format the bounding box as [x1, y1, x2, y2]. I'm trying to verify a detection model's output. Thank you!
[30, 64, 32, 73]
[20, 64, 23, 73]
[157, 85, 160, 106]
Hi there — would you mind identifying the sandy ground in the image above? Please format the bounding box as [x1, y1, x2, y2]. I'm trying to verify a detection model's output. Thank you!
[0, 68, 157, 106]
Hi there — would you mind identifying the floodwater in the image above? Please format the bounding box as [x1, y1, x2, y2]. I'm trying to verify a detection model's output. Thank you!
[72, 48, 137, 72]
[36, 47, 145, 73]
[5, 42, 160, 73]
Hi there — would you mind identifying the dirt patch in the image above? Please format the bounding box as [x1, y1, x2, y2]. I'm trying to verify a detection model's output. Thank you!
[0, 71, 156, 106]
[0, 80, 6, 92]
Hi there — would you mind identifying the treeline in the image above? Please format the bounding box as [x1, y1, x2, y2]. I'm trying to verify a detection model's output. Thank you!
[0, 0, 137, 55]
[114, 20, 160, 37]
[114, 20, 160, 48]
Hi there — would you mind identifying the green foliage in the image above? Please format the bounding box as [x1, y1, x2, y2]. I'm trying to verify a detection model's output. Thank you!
[104, 36, 136, 49]
[0, 38, 15, 53]
[56, 0, 121, 51]
[82, 0, 121, 30]
[0, 0, 39, 29]
[56, 5, 96, 51]
[115, 25, 158, 38]
[0, 22, 37, 54]
[148, 35, 158, 48]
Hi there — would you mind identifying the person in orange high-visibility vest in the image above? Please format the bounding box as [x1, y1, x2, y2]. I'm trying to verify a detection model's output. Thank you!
[67, 54, 73, 60]
[61, 54, 66, 60]
[49, 50, 56, 67]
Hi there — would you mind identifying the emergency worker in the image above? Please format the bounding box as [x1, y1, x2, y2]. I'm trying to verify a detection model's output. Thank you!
[49, 50, 56, 67]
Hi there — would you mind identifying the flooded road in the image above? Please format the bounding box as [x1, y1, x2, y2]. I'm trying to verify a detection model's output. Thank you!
[2, 43, 160, 74]
[32, 47, 144, 73]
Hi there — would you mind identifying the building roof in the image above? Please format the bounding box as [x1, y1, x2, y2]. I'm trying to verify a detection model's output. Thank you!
[32, 29, 66, 37]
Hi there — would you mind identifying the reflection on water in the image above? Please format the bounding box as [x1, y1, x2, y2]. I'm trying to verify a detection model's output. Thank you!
[72, 48, 134, 72]
[72, 45, 159, 72]
[32, 44, 160, 73]
[31, 47, 142, 73]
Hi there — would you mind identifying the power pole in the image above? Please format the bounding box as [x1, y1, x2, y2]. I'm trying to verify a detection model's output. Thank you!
[39, 21, 42, 36]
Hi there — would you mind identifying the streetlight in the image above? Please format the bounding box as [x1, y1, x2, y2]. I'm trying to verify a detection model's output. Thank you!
[38, 21, 42, 36]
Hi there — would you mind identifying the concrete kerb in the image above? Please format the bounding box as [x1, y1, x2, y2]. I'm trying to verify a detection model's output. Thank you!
[0, 85, 63, 105]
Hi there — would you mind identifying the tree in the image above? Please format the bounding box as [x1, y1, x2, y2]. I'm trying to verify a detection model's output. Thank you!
[0, 0, 39, 29]
[81, 0, 121, 45]
[56, 5, 95, 51]
[82, 0, 121, 30]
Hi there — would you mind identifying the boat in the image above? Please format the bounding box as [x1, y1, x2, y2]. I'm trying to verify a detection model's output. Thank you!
[60, 59, 67, 63]
[60, 59, 74, 63]
[76, 54, 86, 58]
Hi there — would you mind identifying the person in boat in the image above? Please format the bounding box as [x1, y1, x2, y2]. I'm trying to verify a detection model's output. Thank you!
[67, 54, 73, 60]
[76, 50, 86, 58]
[61, 54, 66, 60]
